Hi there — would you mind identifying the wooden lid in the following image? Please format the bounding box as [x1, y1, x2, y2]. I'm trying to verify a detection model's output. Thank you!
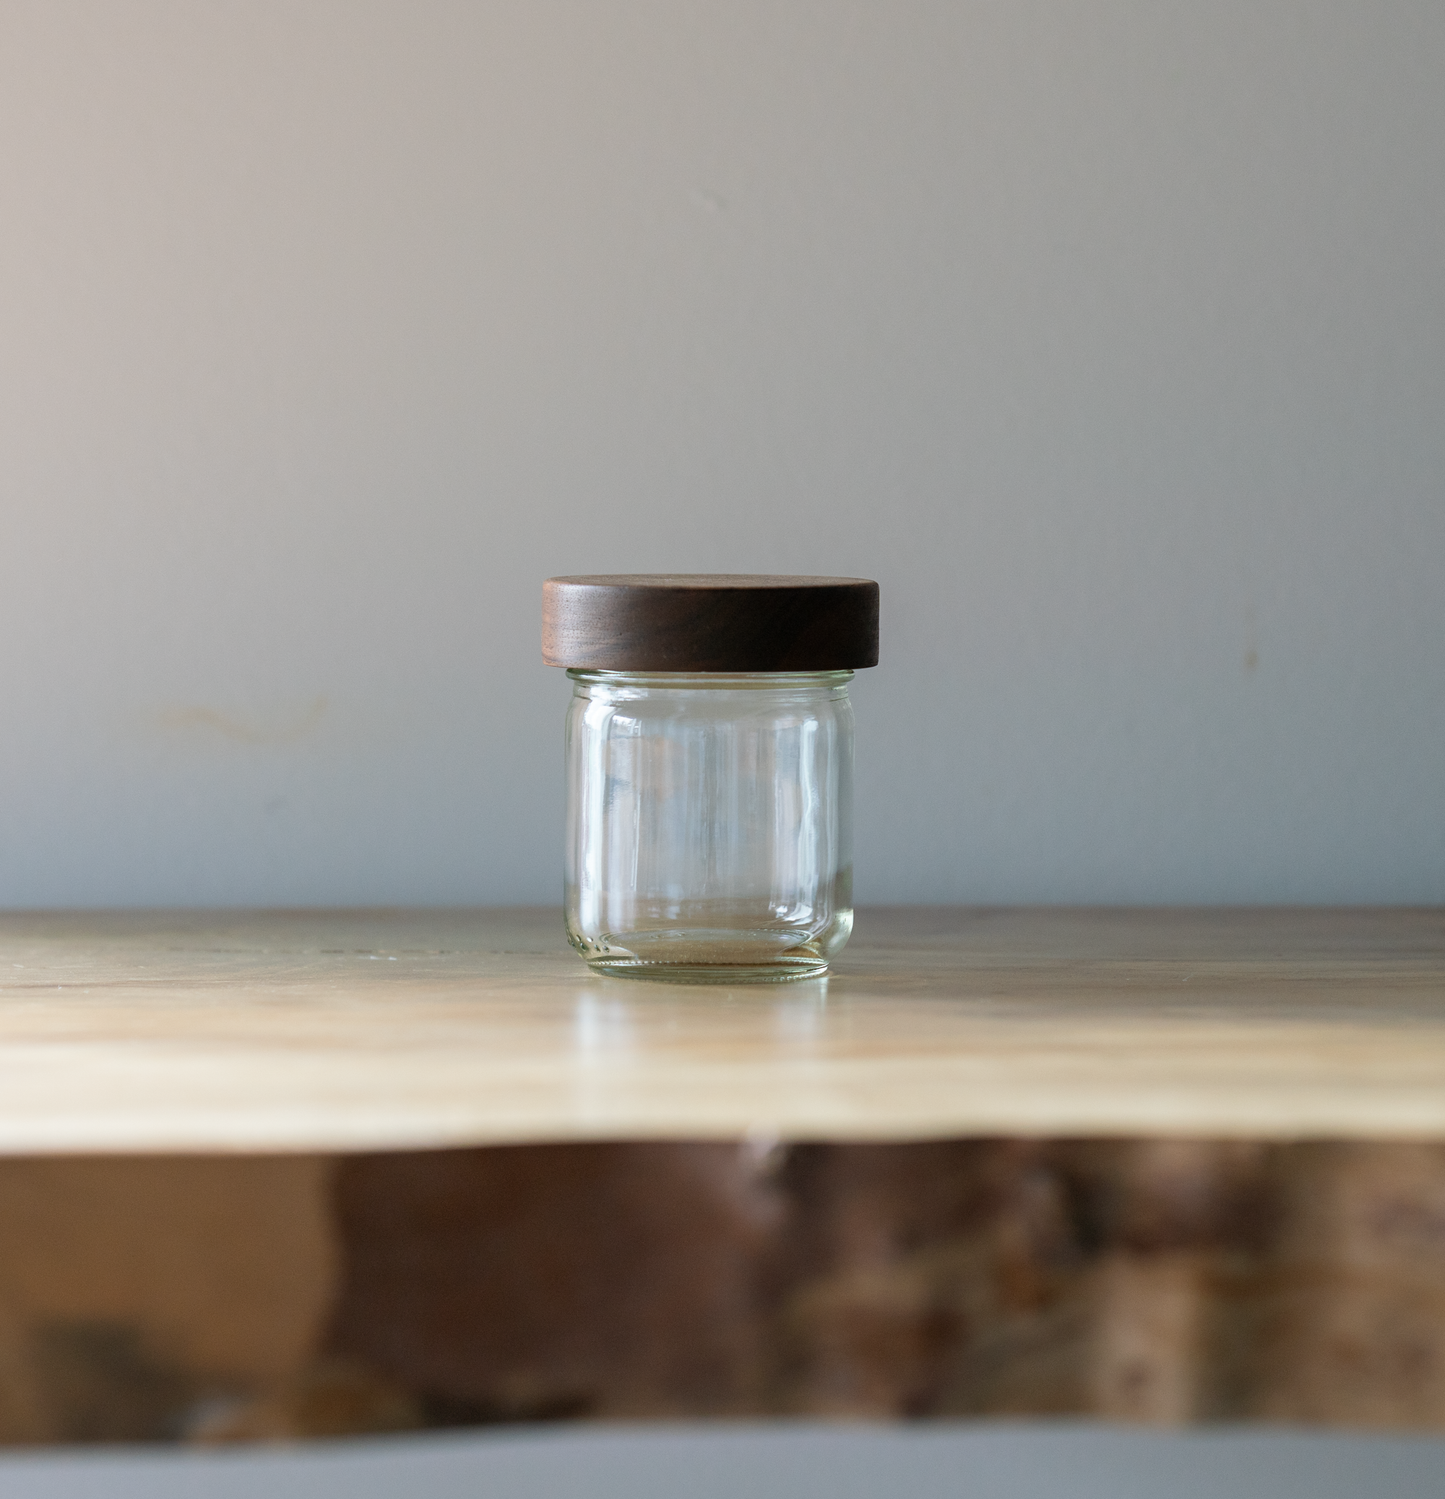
[542, 575, 879, 671]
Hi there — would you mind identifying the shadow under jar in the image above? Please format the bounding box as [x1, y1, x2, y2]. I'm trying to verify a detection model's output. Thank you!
[543, 575, 879, 983]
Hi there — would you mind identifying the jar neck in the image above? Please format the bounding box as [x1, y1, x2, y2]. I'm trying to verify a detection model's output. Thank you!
[567, 669, 853, 693]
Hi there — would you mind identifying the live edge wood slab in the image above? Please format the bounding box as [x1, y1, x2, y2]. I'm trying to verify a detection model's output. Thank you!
[0, 907, 1443, 1443]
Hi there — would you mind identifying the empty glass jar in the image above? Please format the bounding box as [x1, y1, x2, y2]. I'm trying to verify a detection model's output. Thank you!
[543, 576, 879, 983]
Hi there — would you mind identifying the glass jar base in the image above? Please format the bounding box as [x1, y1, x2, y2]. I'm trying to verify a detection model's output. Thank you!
[583, 956, 829, 984]
[567, 913, 851, 985]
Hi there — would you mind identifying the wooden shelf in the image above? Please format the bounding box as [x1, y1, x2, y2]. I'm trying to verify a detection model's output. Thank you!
[1, 907, 1442, 1153]
[3, 907, 1445, 1442]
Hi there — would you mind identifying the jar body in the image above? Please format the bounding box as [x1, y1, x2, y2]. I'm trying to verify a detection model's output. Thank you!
[565, 670, 854, 981]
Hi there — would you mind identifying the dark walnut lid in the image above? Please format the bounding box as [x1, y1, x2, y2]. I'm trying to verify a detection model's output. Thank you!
[542, 574, 879, 672]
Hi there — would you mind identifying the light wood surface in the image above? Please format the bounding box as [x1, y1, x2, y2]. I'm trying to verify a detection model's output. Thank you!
[0, 907, 1441, 1154]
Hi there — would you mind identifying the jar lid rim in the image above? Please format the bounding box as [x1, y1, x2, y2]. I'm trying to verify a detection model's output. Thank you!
[542, 574, 879, 672]
[547, 573, 874, 588]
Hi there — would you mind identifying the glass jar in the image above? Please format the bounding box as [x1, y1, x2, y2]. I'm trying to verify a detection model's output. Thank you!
[543, 576, 879, 983]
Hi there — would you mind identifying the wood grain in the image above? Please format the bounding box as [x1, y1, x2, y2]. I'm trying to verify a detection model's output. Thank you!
[541, 574, 879, 670]
[0, 908, 1442, 1153]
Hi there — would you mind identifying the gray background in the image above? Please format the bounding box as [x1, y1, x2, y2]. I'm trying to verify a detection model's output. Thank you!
[3, 1424, 1444, 1499]
[2, 0, 1442, 908]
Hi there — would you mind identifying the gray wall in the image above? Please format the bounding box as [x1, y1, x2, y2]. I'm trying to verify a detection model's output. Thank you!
[3, 1424, 1445, 1499]
[2, 0, 1441, 908]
